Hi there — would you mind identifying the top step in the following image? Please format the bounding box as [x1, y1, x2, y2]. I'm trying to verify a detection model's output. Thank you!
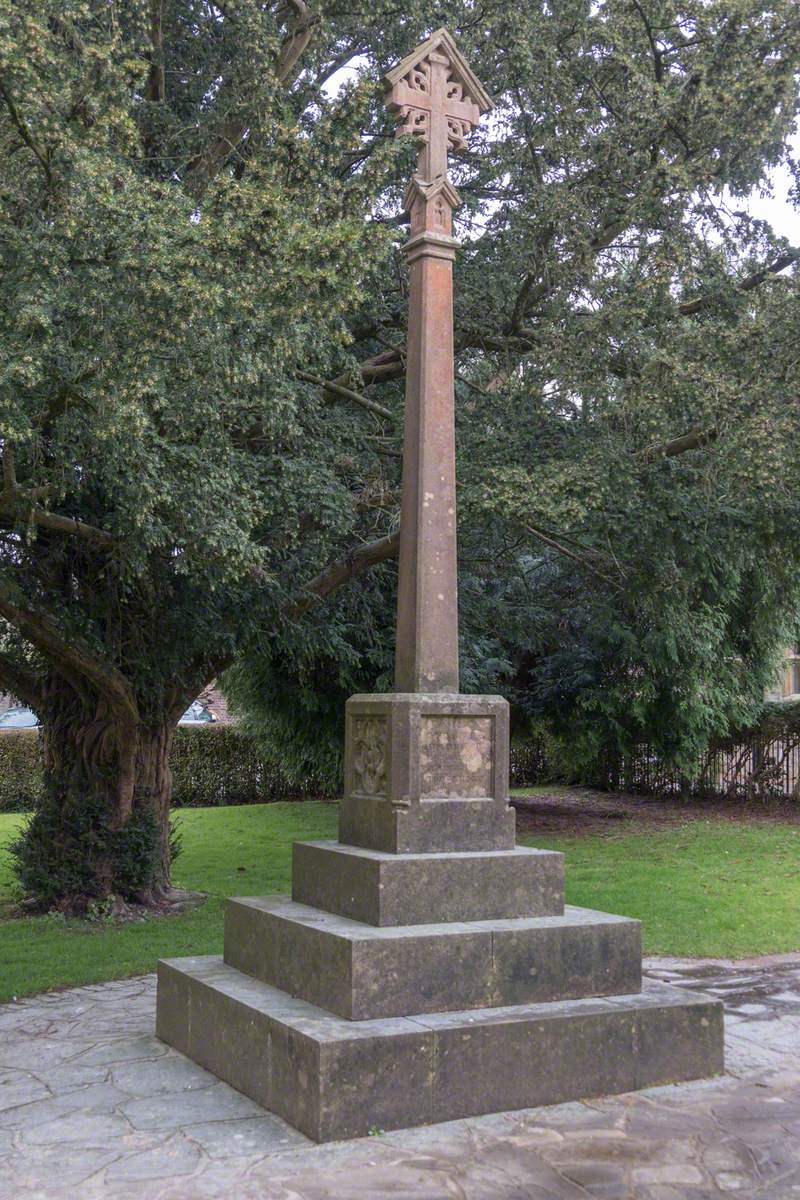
[292, 839, 564, 926]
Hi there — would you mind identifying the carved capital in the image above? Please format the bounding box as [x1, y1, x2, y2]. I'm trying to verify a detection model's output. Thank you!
[403, 229, 460, 264]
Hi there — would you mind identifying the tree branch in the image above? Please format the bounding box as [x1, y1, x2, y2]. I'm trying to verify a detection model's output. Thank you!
[630, 0, 664, 83]
[0, 586, 138, 728]
[290, 529, 400, 618]
[4, 507, 114, 543]
[182, 1, 316, 199]
[0, 443, 113, 543]
[0, 502, 114, 543]
[0, 651, 44, 711]
[679, 250, 799, 316]
[641, 426, 717, 463]
[296, 371, 395, 421]
[352, 350, 405, 387]
[1, 443, 14, 492]
[0, 79, 52, 186]
[523, 524, 621, 589]
[144, 0, 166, 104]
[274, 0, 314, 81]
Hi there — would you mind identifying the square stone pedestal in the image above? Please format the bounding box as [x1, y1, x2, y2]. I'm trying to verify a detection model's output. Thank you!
[157, 690, 724, 1141]
[340, 693, 515, 853]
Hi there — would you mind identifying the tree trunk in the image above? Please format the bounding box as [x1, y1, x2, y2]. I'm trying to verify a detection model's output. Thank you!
[14, 673, 177, 912]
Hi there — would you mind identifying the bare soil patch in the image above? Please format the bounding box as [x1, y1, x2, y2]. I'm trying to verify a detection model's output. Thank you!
[512, 787, 800, 838]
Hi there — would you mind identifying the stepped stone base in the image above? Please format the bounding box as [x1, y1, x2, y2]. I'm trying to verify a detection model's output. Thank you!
[157, 957, 724, 1143]
[157, 691, 723, 1143]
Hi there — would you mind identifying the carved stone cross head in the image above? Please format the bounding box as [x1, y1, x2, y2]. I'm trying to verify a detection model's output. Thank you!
[386, 28, 493, 231]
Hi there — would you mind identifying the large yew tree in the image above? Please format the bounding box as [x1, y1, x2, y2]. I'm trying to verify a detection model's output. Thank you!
[1, 0, 798, 906]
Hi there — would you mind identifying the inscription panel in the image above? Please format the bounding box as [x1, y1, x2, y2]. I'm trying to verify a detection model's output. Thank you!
[350, 717, 388, 797]
[419, 715, 492, 799]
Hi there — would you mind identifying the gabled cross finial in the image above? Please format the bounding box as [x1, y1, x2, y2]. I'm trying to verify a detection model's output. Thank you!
[386, 29, 493, 231]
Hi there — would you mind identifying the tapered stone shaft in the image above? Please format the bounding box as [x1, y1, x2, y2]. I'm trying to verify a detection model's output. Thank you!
[387, 32, 492, 694]
[395, 231, 459, 692]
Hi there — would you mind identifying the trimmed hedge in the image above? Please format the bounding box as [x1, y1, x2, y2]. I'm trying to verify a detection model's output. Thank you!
[169, 725, 331, 807]
[0, 730, 43, 812]
[0, 723, 554, 813]
[0, 724, 331, 813]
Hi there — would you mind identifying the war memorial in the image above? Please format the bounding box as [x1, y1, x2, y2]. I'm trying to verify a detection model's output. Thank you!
[156, 29, 724, 1142]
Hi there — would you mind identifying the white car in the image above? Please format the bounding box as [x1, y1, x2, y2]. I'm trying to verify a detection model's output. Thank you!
[0, 702, 214, 729]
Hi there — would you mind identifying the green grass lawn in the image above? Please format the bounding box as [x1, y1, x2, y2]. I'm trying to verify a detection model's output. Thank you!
[1, 802, 799, 1003]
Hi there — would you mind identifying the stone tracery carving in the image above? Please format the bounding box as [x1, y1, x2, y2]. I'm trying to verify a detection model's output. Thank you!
[407, 63, 430, 92]
[395, 105, 429, 139]
[351, 717, 387, 796]
[446, 117, 471, 151]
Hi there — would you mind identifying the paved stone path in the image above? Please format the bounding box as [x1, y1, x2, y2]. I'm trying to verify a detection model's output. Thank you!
[1, 956, 799, 1199]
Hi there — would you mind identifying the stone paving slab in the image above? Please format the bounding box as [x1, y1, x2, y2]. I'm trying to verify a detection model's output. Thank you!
[0, 955, 798, 1198]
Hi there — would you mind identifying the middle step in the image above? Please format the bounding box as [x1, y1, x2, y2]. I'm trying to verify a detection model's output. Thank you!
[224, 897, 642, 1020]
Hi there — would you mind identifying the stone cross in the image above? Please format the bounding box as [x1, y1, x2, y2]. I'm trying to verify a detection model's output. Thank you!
[158, 31, 724, 1141]
[336, 29, 511, 857]
[386, 29, 493, 694]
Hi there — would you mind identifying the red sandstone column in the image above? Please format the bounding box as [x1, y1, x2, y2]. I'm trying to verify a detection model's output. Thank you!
[386, 37, 491, 693]
[395, 228, 459, 692]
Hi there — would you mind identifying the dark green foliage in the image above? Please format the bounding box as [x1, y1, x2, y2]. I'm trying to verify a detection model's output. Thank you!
[1, 0, 799, 901]
[509, 739, 549, 789]
[738, 700, 800, 742]
[9, 785, 173, 911]
[0, 732, 42, 812]
[223, 543, 523, 790]
[225, 0, 800, 780]
[510, 699, 800, 799]
[223, 570, 397, 792]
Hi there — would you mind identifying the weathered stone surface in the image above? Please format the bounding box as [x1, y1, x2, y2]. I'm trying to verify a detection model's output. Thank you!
[152, 955, 191, 1056]
[417, 988, 723, 1126]
[158, 956, 436, 1142]
[224, 897, 641, 1020]
[340, 693, 515, 853]
[418, 714, 492, 798]
[635, 992, 725, 1089]
[340, 792, 515, 854]
[491, 910, 642, 1008]
[429, 1006, 638, 1121]
[108, 1053, 217, 1097]
[182, 1115, 307, 1158]
[157, 957, 723, 1142]
[102, 1132, 202, 1183]
[157, 959, 272, 1109]
[292, 840, 564, 926]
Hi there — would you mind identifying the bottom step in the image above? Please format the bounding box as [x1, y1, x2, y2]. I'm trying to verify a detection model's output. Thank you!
[157, 956, 724, 1142]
